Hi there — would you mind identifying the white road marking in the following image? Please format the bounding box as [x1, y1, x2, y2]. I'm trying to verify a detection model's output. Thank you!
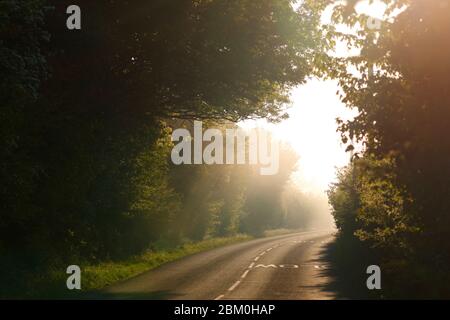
[228, 281, 241, 291]
[279, 264, 299, 269]
[212, 232, 331, 300]
[255, 264, 277, 268]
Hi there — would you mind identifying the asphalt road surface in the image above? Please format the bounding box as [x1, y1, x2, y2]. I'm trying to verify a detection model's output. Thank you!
[102, 230, 338, 300]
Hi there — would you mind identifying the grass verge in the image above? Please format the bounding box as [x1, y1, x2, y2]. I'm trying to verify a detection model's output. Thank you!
[17, 234, 252, 299]
[82, 235, 251, 294]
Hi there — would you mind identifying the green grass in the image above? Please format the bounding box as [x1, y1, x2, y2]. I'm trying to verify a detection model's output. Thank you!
[1, 235, 252, 299]
[82, 229, 312, 293]
[81, 235, 251, 294]
[9, 231, 326, 298]
[12, 234, 250, 299]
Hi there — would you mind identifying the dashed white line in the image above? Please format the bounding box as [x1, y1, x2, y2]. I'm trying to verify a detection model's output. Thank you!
[212, 234, 330, 300]
[228, 280, 241, 292]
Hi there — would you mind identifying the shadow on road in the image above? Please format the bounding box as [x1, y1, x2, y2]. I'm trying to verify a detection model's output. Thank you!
[309, 235, 376, 300]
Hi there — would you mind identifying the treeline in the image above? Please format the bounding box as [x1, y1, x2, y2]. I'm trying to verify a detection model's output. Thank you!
[0, 0, 326, 295]
[325, 0, 450, 298]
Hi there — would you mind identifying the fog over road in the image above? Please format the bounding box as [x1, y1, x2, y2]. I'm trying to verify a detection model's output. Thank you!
[102, 230, 338, 300]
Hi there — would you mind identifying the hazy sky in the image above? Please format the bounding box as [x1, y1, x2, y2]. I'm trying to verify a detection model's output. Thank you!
[240, 79, 356, 194]
[239, 1, 388, 194]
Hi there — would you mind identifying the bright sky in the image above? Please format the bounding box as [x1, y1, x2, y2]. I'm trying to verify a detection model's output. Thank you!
[239, 1, 388, 194]
[240, 79, 356, 194]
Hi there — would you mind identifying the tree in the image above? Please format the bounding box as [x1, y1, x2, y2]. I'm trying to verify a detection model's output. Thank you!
[1, 0, 329, 297]
[241, 143, 299, 235]
[44, 0, 325, 122]
[324, 0, 450, 297]
[0, 0, 48, 256]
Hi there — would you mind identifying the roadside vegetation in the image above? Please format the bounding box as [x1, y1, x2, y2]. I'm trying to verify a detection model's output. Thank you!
[325, 0, 450, 298]
[0, 0, 329, 298]
[3, 0, 449, 300]
[14, 235, 252, 299]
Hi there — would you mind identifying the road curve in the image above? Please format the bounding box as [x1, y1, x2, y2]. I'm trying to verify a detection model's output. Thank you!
[101, 230, 338, 300]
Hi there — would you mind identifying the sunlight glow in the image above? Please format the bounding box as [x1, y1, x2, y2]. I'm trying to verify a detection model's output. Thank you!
[240, 79, 357, 194]
[240, 2, 388, 194]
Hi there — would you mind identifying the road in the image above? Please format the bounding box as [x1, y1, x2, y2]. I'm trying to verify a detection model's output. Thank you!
[102, 230, 338, 300]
